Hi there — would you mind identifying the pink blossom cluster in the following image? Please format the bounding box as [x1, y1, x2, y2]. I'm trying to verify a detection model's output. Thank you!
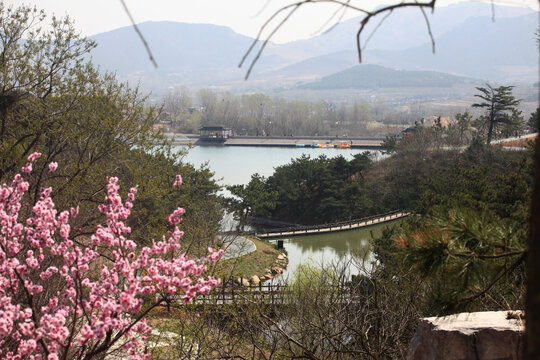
[173, 174, 182, 188]
[0, 153, 223, 360]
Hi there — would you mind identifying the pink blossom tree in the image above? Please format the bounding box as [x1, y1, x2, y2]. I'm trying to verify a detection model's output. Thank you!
[0, 152, 223, 360]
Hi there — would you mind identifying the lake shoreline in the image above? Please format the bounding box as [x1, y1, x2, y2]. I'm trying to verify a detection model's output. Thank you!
[166, 133, 385, 149]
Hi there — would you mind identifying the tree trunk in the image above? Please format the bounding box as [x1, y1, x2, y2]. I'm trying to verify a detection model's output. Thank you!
[526, 116, 540, 359]
[487, 112, 495, 145]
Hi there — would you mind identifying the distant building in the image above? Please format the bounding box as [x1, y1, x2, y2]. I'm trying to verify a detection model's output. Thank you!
[199, 126, 233, 143]
[158, 112, 172, 123]
[400, 127, 417, 138]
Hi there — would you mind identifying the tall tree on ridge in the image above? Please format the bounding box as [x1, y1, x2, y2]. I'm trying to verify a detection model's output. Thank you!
[472, 84, 521, 145]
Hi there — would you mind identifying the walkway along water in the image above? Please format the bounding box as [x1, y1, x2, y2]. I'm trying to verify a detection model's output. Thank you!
[165, 133, 385, 149]
[255, 211, 411, 239]
[220, 236, 257, 260]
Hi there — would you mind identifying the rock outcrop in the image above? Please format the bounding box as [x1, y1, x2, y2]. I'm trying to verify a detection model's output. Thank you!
[407, 311, 524, 360]
[236, 277, 250, 287]
[250, 275, 261, 286]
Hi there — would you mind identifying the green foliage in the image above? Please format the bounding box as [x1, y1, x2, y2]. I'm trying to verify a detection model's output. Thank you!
[370, 129, 532, 314]
[264, 153, 373, 224]
[290, 261, 338, 291]
[226, 173, 278, 230]
[371, 131, 533, 220]
[126, 150, 221, 251]
[527, 108, 539, 132]
[371, 219, 419, 270]
[394, 208, 526, 313]
[472, 84, 522, 144]
[381, 134, 398, 153]
[227, 109, 533, 235]
[417, 148, 533, 223]
[0, 4, 221, 250]
[368, 112, 532, 313]
[226, 153, 378, 226]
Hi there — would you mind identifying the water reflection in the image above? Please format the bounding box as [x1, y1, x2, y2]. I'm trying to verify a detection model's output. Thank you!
[272, 219, 402, 281]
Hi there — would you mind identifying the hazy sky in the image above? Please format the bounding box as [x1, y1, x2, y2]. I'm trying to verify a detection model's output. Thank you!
[5, 0, 539, 43]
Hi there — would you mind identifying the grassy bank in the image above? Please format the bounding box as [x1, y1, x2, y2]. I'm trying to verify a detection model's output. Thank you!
[212, 237, 286, 281]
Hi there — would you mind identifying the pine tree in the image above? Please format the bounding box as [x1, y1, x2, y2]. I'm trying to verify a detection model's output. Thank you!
[472, 84, 521, 145]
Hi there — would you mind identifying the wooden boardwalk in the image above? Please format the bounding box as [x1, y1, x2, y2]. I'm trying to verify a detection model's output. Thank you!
[256, 211, 411, 239]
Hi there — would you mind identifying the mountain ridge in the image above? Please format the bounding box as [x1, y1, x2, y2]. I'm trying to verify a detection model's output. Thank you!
[87, 3, 539, 95]
[297, 64, 481, 90]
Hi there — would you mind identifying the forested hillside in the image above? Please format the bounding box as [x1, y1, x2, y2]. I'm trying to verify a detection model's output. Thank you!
[298, 64, 478, 90]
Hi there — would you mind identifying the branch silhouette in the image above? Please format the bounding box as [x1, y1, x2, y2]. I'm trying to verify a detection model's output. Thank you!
[240, 0, 437, 79]
[119, 0, 158, 68]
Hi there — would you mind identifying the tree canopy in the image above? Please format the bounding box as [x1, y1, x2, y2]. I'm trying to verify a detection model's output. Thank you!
[472, 84, 522, 145]
[0, 4, 221, 250]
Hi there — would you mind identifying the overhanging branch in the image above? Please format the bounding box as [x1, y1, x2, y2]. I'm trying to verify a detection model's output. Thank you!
[240, 0, 437, 79]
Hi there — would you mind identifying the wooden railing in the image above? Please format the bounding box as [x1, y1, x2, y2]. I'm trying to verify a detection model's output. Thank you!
[255, 210, 411, 238]
[177, 283, 361, 306]
[189, 283, 287, 305]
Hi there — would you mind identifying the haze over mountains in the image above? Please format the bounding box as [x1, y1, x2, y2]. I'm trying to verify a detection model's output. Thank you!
[89, 2, 539, 97]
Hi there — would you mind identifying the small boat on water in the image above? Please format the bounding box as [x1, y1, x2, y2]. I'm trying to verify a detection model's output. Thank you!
[336, 142, 351, 149]
[311, 141, 335, 148]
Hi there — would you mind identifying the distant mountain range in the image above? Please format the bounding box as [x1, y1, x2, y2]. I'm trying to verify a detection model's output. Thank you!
[363, 12, 539, 83]
[90, 22, 257, 87]
[273, 2, 535, 56]
[88, 2, 539, 96]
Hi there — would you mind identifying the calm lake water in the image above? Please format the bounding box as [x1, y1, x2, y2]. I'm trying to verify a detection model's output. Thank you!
[180, 145, 383, 186]
[178, 145, 399, 280]
[272, 219, 401, 281]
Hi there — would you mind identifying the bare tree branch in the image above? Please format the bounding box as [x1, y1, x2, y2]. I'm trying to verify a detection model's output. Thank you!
[312, 0, 351, 36]
[239, 2, 303, 80]
[419, 5, 436, 54]
[361, 9, 393, 52]
[240, 0, 437, 78]
[119, 0, 158, 68]
[356, 0, 436, 62]
[239, 0, 370, 80]
[252, 0, 273, 19]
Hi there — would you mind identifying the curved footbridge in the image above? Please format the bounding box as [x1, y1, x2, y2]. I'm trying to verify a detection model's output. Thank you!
[256, 211, 411, 239]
